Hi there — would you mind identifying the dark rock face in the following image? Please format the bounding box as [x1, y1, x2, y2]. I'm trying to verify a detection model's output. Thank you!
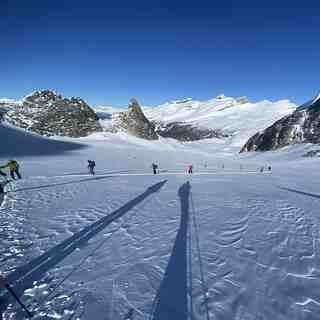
[0, 100, 18, 122]
[0, 106, 7, 122]
[303, 150, 320, 157]
[155, 122, 230, 141]
[240, 95, 320, 152]
[116, 98, 158, 140]
[5, 90, 102, 137]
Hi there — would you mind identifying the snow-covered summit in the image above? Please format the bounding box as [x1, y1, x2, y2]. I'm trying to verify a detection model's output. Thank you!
[142, 96, 296, 146]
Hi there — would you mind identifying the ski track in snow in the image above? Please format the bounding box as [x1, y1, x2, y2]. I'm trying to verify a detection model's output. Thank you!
[1, 168, 320, 319]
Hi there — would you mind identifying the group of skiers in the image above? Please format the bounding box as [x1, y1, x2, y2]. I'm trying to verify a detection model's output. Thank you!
[151, 163, 271, 175]
[260, 165, 272, 173]
[151, 163, 193, 174]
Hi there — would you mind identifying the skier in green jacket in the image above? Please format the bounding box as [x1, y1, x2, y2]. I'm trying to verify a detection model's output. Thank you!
[0, 160, 22, 180]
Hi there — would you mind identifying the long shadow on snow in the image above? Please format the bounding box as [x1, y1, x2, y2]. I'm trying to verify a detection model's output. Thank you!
[7, 176, 113, 193]
[279, 186, 320, 200]
[152, 181, 190, 320]
[0, 180, 167, 310]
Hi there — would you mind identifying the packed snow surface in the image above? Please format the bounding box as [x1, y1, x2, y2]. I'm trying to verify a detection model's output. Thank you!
[1, 121, 320, 320]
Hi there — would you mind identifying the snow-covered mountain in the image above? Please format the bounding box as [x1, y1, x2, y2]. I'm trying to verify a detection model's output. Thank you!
[96, 95, 296, 147]
[241, 93, 320, 152]
[0, 91, 297, 151]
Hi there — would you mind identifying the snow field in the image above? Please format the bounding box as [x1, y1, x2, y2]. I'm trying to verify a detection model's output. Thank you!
[1, 154, 320, 320]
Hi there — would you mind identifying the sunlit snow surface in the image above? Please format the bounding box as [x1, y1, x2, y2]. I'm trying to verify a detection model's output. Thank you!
[2, 114, 320, 319]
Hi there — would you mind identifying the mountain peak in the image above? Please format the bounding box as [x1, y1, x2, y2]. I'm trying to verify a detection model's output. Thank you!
[5, 89, 102, 137]
[115, 99, 158, 140]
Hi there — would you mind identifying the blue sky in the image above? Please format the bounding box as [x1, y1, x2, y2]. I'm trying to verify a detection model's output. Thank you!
[0, 0, 319, 107]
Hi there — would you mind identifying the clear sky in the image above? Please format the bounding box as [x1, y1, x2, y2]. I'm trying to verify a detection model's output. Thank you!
[0, 0, 319, 107]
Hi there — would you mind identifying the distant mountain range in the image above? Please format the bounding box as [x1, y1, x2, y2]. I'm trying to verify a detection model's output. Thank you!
[3, 90, 314, 154]
[96, 94, 296, 146]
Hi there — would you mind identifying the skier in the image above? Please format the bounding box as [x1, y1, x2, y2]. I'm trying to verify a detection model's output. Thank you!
[260, 166, 264, 173]
[187, 165, 193, 174]
[87, 160, 96, 175]
[0, 160, 21, 180]
[124, 308, 134, 319]
[268, 166, 272, 171]
[152, 163, 158, 175]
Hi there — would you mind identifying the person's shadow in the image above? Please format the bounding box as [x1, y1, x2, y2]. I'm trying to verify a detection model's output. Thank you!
[0, 180, 167, 317]
[151, 181, 190, 320]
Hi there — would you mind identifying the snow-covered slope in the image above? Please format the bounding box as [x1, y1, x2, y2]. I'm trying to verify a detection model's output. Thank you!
[0, 124, 86, 157]
[1, 129, 320, 319]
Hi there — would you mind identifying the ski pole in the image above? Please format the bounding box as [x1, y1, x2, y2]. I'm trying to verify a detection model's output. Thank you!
[5, 284, 33, 318]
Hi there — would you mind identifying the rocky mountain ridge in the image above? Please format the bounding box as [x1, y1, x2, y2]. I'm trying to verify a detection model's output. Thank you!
[154, 121, 231, 141]
[3, 90, 102, 137]
[112, 98, 158, 140]
[240, 94, 320, 152]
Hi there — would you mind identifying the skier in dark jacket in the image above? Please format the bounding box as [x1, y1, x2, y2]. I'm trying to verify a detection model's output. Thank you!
[88, 160, 96, 175]
[0, 274, 6, 288]
[152, 163, 158, 175]
[0, 160, 21, 180]
[187, 165, 193, 174]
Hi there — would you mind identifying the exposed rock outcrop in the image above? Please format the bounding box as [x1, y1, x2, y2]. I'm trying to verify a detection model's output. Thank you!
[5, 90, 102, 137]
[240, 94, 320, 152]
[155, 121, 230, 141]
[115, 98, 158, 140]
[0, 99, 19, 122]
[302, 149, 320, 157]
